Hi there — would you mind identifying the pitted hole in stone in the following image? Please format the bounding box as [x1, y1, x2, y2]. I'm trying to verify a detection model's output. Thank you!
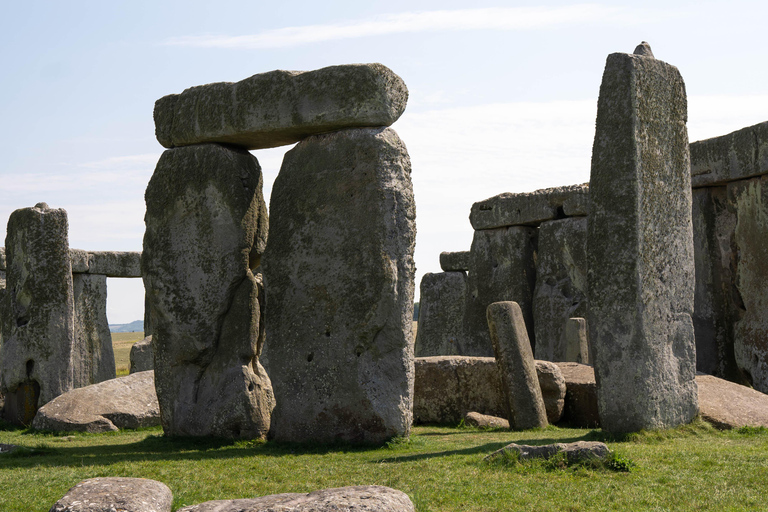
[325, 330, 331, 337]
[248, 382, 254, 392]
[307, 352, 314, 363]
[16, 312, 29, 328]
[25, 359, 34, 378]
[555, 205, 566, 219]
[355, 345, 365, 357]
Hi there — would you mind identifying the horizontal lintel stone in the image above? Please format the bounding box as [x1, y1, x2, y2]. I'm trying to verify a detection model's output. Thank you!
[439, 251, 470, 271]
[691, 120, 768, 188]
[69, 250, 141, 277]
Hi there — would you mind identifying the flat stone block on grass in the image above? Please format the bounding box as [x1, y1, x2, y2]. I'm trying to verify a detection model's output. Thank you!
[155, 64, 408, 150]
[50, 477, 172, 512]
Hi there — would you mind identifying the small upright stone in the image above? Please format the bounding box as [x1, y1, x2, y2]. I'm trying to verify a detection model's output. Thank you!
[633, 41, 655, 58]
[564, 318, 590, 364]
[588, 45, 698, 432]
[130, 336, 154, 374]
[486, 301, 548, 429]
[414, 272, 466, 357]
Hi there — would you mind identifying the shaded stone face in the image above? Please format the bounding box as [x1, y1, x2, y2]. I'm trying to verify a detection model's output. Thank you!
[263, 127, 415, 444]
[72, 274, 116, 386]
[414, 271, 466, 357]
[587, 48, 698, 432]
[130, 335, 153, 374]
[1, 204, 75, 424]
[142, 143, 273, 439]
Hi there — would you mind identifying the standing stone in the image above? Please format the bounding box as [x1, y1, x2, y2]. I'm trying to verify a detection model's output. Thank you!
[1, 203, 75, 425]
[463, 226, 537, 356]
[130, 336, 154, 374]
[143, 143, 274, 439]
[72, 274, 116, 385]
[587, 44, 698, 432]
[564, 318, 590, 364]
[533, 217, 588, 361]
[486, 301, 548, 429]
[414, 272, 466, 356]
[264, 127, 415, 444]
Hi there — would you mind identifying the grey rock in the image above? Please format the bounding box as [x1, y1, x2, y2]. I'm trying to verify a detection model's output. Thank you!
[555, 362, 600, 428]
[69, 249, 89, 273]
[413, 356, 565, 425]
[155, 64, 408, 150]
[49, 477, 172, 512]
[564, 318, 590, 364]
[463, 226, 536, 356]
[588, 49, 698, 432]
[690, 120, 768, 188]
[0, 246, 5, 270]
[176, 486, 414, 512]
[484, 441, 610, 463]
[143, 143, 273, 439]
[72, 274, 115, 385]
[414, 272, 466, 357]
[533, 217, 588, 362]
[464, 411, 508, 429]
[469, 184, 589, 230]
[32, 371, 159, 433]
[562, 185, 590, 216]
[487, 301, 548, 429]
[130, 336, 154, 374]
[697, 372, 768, 429]
[439, 251, 471, 272]
[87, 251, 141, 277]
[633, 41, 655, 58]
[1, 203, 76, 425]
[264, 127, 415, 444]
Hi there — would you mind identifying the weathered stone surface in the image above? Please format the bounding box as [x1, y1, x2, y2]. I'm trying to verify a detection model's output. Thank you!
[72, 274, 115, 385]
[487, 302, 548, 429]
[691, 186, 744, 382]
[690, 121, 768, 188]
[87, 251, 141, 277]
[1, 203, 76, 425]
[555, 362, 600, 428]
[0, 246, 5, 270]
[587, 47, 698, 432]
[564, 318, 590, 364]
[484, 441, 609, 463]
[32, 370, 159, 433]
[414, 272, 466, 357]
[633, 41, 655, 58]
[469, 184, 589, 230]
[463, 226, 536, 356]
[176, 486, 414, 512]
[130, 336, 154, 374]
[464, 411, 509, 429]
[143, 143, 273, 439]
[264, 127, 415, 444]
[155, 64, 408, 151]
[533, 217, 588, 362]
[697, 373, 768, 429]
[50, 477, 172, 512]
[413, 356, 565, 425]
[439, 251, 470, 272]
[69, 249, 89, 273]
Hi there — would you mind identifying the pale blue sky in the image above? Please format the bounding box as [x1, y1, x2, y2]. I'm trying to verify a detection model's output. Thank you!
[2, 1, 767, 323]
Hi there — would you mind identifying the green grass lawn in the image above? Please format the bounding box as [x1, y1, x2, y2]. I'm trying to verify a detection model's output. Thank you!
[111, 331, 145, 376]
[1, 420, 767, 511]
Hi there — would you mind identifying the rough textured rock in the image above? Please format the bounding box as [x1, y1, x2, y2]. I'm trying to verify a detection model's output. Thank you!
[487, 302, 548, 429]
[86, 251, 141, 277]
[469, 184, 589, 230]
[533, 217, 588, 362]
[484, 441, 610, 463]
[176, 486, 414, 512]
[32, 371, 159, 433]
[143, 143, 274, 439]
[463, 226, 536, 356]
[155, 64, 408, 151]
[555, 362, 600, 428]
[72, 274, 115, 385]
[414, 272, 466, 357]
[50, 477, 172, 512]
[263, 127, 415, 444]
[439, 251, 470, 272]
[697, 373, 768, 429]
[69, 249, 89, 273]
[587, 46, 698, 432]
[564, 318, 590, 364]
[413, 356, 564, 425]
[690, 121, 768, 188]
[1, 203, 76, 425]
[0, 246, 5, 270]
[464, 411, 509, 429]
[130, 336, 154, 374]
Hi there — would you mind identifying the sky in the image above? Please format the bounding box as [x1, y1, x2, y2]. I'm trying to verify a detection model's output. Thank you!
[2, 1, 767, 324]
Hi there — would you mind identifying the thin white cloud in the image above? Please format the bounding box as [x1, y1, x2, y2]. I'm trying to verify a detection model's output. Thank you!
[164, 5, 669, 49]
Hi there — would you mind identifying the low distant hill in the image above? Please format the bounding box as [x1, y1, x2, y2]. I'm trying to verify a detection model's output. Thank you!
[109, 320, 144, 333]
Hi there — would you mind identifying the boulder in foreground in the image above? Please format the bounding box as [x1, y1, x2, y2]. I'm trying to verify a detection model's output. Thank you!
[50, 477, 172, 512]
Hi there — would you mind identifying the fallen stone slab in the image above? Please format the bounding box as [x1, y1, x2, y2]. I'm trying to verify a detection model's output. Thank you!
[50, 477, 172, 512]
[464, 411, 509, 429]
[484, 441, 609, 463]
[86, 251, 141, 277]
[691, 121, 768, 188]
[155, 64, 408, 151]
[697, 373, 768, 429]
[439, 251, 470, 272]
[469, 184, 589, 230]
[31, 371, 159, 433]
[0, 443, 17, 454]
[176, 485, 414, 512]
[555, 362, 600, 428]
[130, 336, 153, 374]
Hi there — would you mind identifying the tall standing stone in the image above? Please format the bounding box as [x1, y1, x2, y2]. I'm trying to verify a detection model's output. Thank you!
[414, 272, 466, 356]
[587, 43, 698, 432]
[1, 203, 75, 425]
[72, 274, 116, 385]
[264, 127, 415, 444]
[143, 143, 274, 439]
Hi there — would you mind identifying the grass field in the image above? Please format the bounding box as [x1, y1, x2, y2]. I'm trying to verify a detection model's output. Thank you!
[1, 420, 767, 511]
[111, 331, 145, 376]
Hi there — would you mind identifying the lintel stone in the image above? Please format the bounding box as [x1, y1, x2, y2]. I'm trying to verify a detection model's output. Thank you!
[86, 251, 141, 277]
[691, 121, 768, 188]
[439, 251, 470, 271]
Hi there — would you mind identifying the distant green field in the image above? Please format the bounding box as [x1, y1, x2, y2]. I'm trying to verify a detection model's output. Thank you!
[111, 331, 145, 376]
